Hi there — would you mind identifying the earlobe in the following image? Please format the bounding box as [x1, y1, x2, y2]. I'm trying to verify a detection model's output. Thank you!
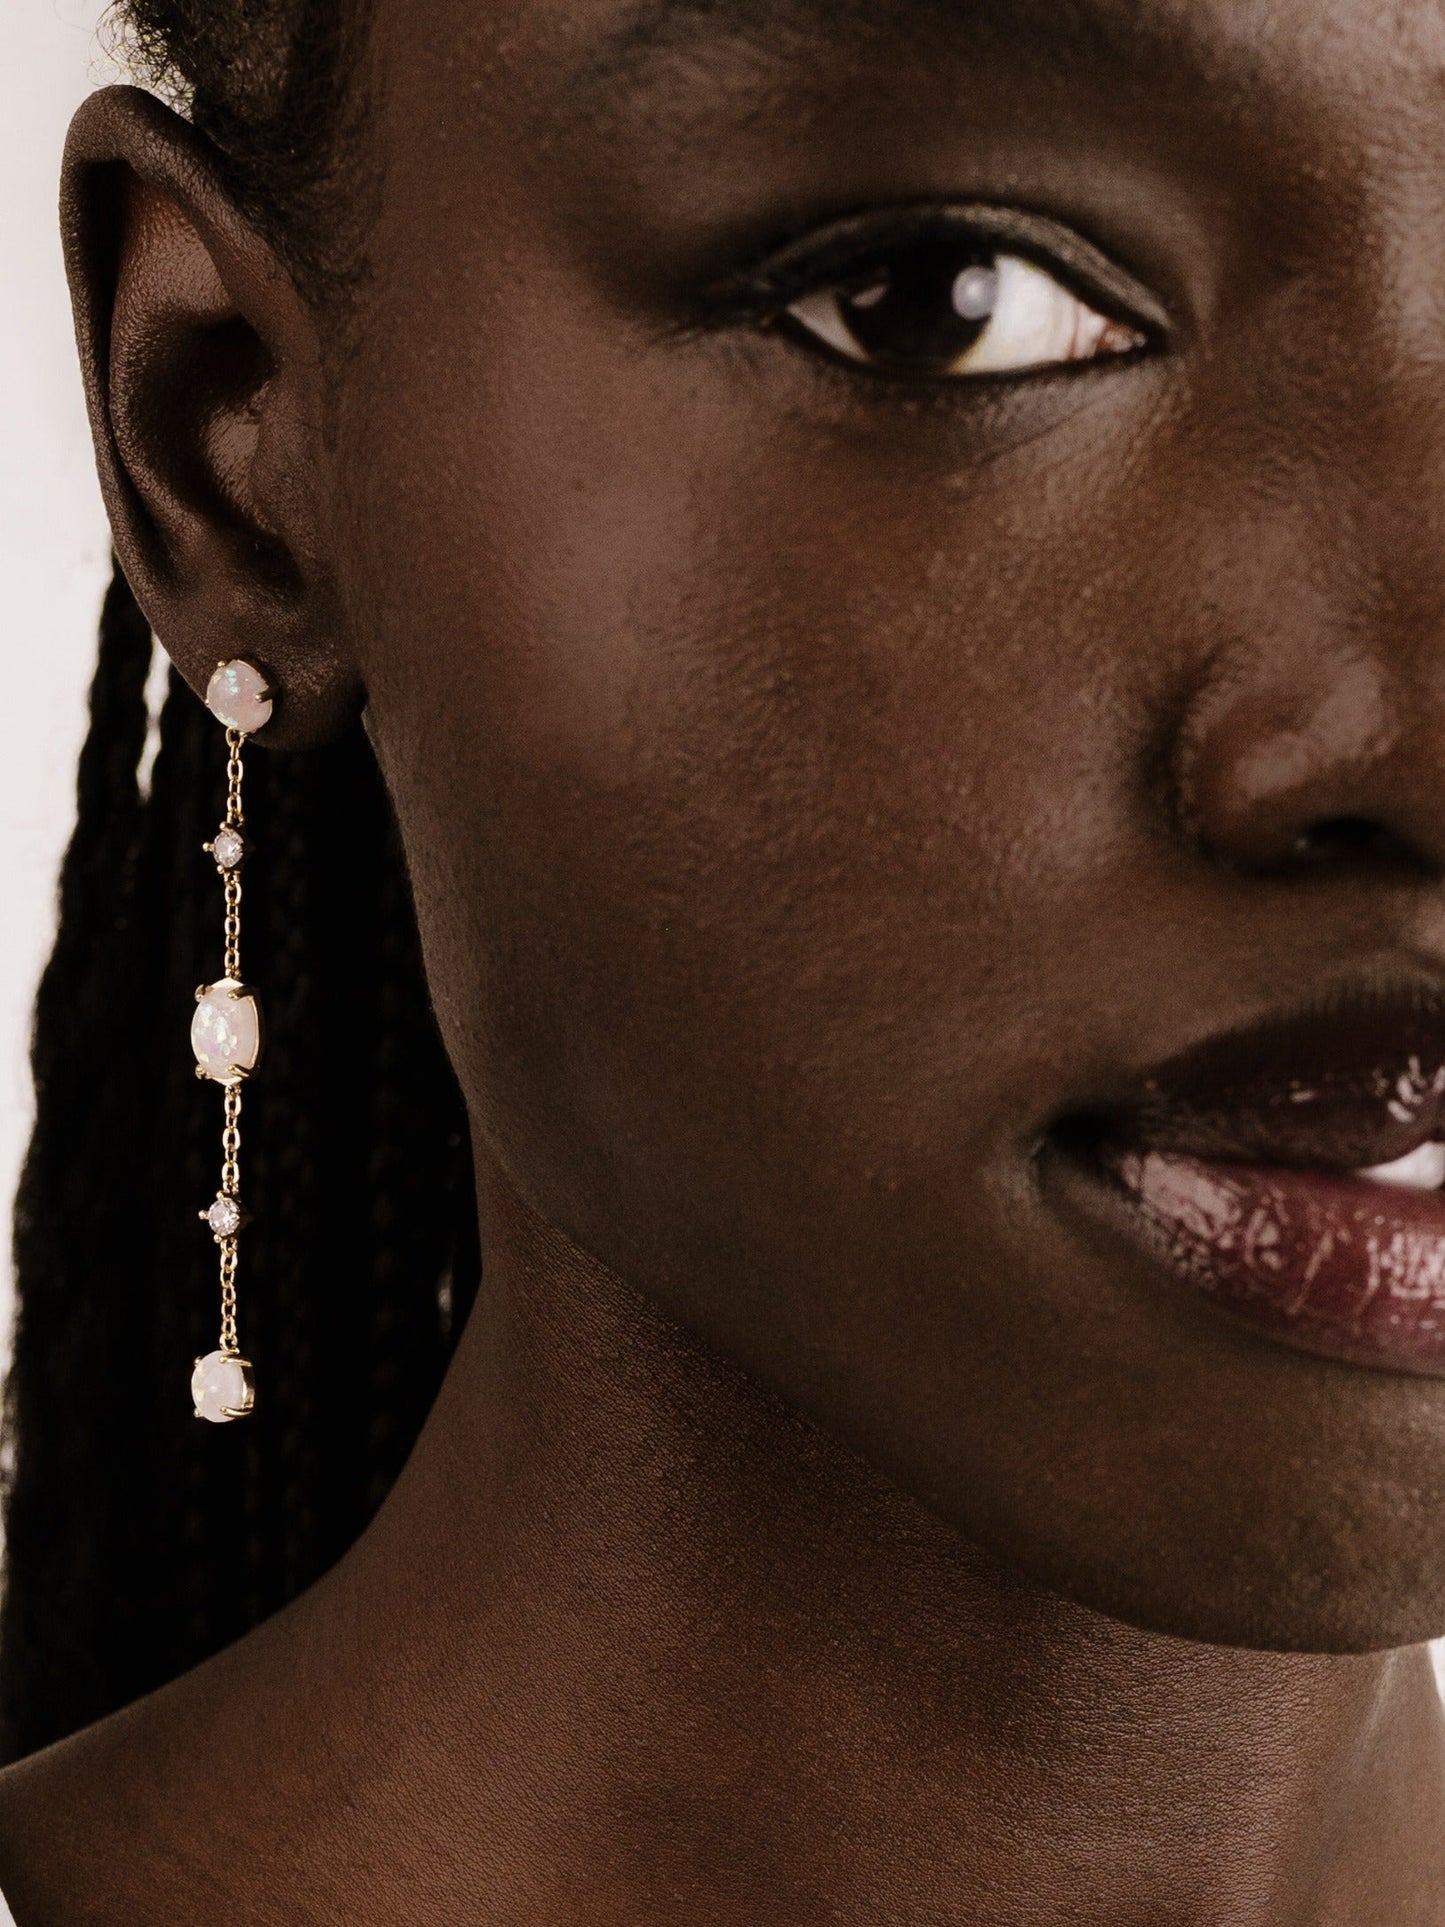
[61, 85, 360, 747]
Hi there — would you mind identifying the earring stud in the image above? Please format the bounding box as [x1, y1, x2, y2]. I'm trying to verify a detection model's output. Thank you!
[190, 659, 272, 1423]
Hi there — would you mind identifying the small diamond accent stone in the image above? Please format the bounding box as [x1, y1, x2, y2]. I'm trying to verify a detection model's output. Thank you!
[206, 1194, 243, 1238]
[192, 1350, 255, 1424]
[211, 827, 245, 871]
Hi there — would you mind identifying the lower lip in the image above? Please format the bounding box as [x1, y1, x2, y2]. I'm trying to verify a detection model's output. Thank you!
[1057, 1143, 1445, 1376]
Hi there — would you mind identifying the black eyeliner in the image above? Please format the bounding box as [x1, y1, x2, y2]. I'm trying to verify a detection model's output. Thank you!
[696, 201, 1173, 341]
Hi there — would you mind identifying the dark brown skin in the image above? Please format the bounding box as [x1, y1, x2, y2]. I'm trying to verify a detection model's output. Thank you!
[5, 0, 1445, 1917]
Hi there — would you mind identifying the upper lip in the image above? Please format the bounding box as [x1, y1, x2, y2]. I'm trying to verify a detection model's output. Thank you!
[1054, 977, 1445, 1175]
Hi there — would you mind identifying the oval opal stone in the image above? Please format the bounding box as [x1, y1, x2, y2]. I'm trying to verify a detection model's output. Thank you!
[191, 982, 262, 1084]
[205, 660, 273, 734]
[192, 1351, 254, 1423]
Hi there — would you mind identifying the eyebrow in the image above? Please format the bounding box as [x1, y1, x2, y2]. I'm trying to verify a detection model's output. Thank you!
[580, 0, 1201, 102]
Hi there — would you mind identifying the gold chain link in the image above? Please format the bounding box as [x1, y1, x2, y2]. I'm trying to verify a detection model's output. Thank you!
[219, 1233, 240, 1358]
[224, 729, 245, 983]
[222, 1083, 242, 1193]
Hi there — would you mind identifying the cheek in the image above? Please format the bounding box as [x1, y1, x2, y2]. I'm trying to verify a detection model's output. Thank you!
[349, 323, 1136, 1293]
[345, 312, 1182, 1572]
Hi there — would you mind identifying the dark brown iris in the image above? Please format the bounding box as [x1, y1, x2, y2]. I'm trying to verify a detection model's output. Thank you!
[836, 245, 1000, 371]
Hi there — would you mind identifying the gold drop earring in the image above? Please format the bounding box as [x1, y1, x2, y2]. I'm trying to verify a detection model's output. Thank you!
[189, 659, 273, 1423]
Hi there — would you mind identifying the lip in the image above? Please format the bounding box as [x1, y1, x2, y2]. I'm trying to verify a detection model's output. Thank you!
[1057, 1144, 1445, 1375]
[1046, 981, 1445, 1376]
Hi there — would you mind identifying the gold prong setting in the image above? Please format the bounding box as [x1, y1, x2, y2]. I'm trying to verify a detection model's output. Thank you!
[191, 979, 263, 1086]
[205, 825, 249, 873]
[201, 1193, 250, 1240]
[192, 1350, 256, 1425]
[204, 659, 273, 734]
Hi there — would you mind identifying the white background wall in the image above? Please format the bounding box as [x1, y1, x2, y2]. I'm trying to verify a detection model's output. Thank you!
[1, 2, 118, 1349]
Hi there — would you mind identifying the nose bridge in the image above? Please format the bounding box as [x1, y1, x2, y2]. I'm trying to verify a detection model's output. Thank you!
[1236, 140, 1445, 538]
[1285, 244, 1445, 581]
[1331, 340, 1445, 609]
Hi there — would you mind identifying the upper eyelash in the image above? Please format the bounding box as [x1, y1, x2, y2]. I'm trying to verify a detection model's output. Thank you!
[697, 202, 1171, 343]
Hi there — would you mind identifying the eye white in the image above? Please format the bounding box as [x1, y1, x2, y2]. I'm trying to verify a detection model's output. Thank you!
[788, 251, 1147, 378]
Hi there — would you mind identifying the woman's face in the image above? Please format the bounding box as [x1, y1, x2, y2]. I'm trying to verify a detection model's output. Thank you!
[325, 0, 1445, 1649]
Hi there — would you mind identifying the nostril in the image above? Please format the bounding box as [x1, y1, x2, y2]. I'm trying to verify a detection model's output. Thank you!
[1294, 817, 1394, 863]
[1289, 816, 1418, 868]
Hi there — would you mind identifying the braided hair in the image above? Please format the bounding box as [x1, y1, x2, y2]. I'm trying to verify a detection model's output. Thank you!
[1, 0, 478, 1760]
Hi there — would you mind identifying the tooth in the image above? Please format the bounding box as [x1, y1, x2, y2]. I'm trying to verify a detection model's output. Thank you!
[1356, 1142, 1445, 1190]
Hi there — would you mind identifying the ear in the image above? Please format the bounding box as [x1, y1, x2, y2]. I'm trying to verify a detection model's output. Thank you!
[61, 86, 360, 746]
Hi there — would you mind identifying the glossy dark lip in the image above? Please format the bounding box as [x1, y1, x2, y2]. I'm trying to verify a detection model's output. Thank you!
[1047, 1138, 1445, 1378]
[1039, 976, 1445, 1377]
[1050, 978, 1445, 1178]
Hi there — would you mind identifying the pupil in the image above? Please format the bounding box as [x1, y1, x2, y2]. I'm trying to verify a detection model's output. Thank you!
[839, 246, 999, 371]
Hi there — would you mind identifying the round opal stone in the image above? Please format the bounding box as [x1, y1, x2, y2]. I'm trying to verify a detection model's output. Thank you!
[205, 660, 273, 734]
[191, 981, 262, 1085]
[192, 1351, 254, 1424]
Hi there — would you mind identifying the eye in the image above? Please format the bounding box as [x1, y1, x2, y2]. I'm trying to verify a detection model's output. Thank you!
[785, 243, 1148, 380]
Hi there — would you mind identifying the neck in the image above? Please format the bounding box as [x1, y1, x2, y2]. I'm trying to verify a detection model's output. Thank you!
[6, 1157, 1444, 1926]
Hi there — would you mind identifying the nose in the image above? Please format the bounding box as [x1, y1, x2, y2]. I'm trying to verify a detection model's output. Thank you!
[1175, 631, 1445, 882]
[1165, 191, 1445, 887]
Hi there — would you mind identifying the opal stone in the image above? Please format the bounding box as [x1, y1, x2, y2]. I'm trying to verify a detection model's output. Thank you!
[205, 660, 273, 734]
[192, 1351, 254, 1424]
[191, 980, 262, 1085]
